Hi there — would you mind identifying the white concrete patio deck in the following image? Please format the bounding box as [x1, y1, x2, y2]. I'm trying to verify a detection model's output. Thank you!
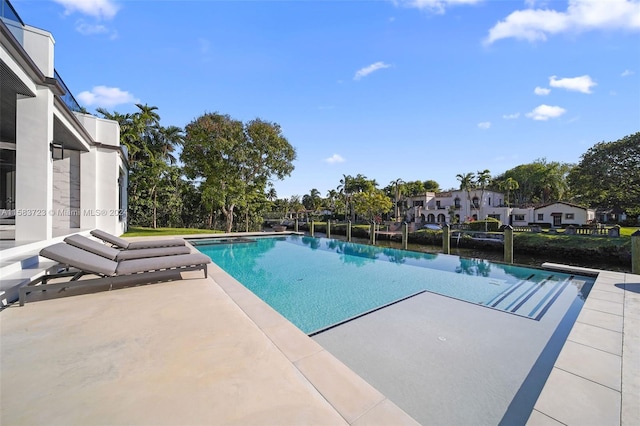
[0, 235, 417, 425]
[1, 233, 639, 425]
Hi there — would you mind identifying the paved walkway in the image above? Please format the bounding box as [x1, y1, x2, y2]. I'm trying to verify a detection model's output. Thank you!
[528, 268, 640, 425]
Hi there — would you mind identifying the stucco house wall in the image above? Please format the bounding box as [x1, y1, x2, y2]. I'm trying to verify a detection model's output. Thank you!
[535, 202, 594, 227]
[1, 4, 127, 241]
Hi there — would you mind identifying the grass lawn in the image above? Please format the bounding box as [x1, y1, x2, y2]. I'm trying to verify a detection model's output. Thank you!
[513, 226, 638, 250]
[124, 226, 222, 237]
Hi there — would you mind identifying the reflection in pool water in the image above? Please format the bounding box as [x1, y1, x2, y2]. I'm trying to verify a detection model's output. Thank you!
[195, 235, 593, 334]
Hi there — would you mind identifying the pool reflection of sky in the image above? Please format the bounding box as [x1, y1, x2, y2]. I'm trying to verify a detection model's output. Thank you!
[195, 235, 594, 334]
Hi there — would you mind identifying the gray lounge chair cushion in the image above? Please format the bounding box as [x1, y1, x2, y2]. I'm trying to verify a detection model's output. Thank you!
[41, 243, 117, 276]
[115, 253, 211, 275]
[91, 229, 186, 249]
[126, 239, 186, 249]
[90, 229, 132, 249]
[64, 234, 120, 261]
[40, 243, 210, 277]
[66, 234, 191, 261]
[115, 245, 191, 261]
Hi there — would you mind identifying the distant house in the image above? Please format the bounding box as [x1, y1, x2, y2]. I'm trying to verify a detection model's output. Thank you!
[596, 208, 627, 224]
[405, 189, 506, 225]
[402, 193, 596, 228]
[534, 202, 595, 227]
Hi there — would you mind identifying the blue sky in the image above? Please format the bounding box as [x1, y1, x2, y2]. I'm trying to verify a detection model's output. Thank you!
[13, 0, 640, 198]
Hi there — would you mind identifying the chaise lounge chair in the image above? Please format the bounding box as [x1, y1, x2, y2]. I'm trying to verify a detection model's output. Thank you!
[65, 234, 191, 261]
[91, 229, 186, 250]
[19, 242, 211, 306]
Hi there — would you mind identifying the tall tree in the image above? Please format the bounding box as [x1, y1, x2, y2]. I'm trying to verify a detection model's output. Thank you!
[352, 190, 392, 223]
[498, 177, 519, 207]
[181, 113, 296, 232]
[476, 169, 491, 218]
[495, 158, 572, 206]
[337, 174, 352, 220]
[568, 132, 640, 216]
[96, 104, 179, 228]
[302, 188, 322, 212]
[391, 178, 404, 221]
[456, 172, 475, 221]
[422, 180, 440, 192]
[325, 189, 339, 214]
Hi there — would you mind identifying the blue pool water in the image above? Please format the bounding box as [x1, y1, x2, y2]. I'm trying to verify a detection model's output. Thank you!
[194, 235, 594, 334]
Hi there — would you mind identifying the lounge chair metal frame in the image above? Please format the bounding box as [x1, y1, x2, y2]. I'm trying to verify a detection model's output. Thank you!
[19, 263, 208, 306]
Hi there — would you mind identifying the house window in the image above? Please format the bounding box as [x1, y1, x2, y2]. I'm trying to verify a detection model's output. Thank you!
[537, 213, 544, 221]
[413, 200, 424, 207]
[488, 214, 500, 220]
[488, 197, 491, 206]
[472, 197, 479, 208]
[566, 213, 574, 220]
[436, 200, 441, 209]
[454, 198, 461, 208]
[514, 214, 525, 221]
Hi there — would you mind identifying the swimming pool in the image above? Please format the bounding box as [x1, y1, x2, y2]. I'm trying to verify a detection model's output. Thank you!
[193, 235, 594, 334]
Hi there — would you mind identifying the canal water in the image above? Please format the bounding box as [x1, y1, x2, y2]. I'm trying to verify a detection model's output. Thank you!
[312, 234, 631, 273]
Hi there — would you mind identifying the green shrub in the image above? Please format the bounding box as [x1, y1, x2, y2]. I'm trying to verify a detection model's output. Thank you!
[467, 217, 501, 231]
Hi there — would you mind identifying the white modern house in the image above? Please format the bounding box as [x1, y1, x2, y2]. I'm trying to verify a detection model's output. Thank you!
[1, 0, 128, 244]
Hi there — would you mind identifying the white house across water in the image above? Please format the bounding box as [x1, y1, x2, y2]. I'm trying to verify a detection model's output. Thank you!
[405, 191, 595, 227]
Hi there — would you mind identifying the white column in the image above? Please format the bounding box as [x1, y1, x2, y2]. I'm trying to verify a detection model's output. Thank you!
[79, 149, 97, 231]
[14, 89, 54, 241]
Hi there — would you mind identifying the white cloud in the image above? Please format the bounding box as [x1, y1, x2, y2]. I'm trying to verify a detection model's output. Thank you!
[477, 121, 491, 129]
[526, 104, 567, 121]
[485, 0, 640, 44]
[502, 112, 520, 119]
[534, 86, 551, 95]
[549, 75, 596, 93]
[394, 0, 482, 14]
[75, 21, 108, 35]
[324, 154, 345, 164]
[77, 86, 139, 108]
[354, 62, 391, 80]
[621, 69, 635, 76]
[53, 0, 119, 20]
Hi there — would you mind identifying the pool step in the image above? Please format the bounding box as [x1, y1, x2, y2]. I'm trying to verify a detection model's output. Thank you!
[485, 275, 574, 320]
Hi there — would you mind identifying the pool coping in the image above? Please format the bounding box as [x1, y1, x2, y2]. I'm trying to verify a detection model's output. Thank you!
[527, 264, 639, 425]
[206, 260, 419, 425]
[190, 232, 639, 425]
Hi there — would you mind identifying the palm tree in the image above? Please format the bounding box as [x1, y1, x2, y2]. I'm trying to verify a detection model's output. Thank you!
[391, 178, 405, 221]
[266, 187, 277, 202]
[476, 169, 491, 218]
[289, 195, 304, 219]
[325, 189, 338, 214]
[156, 125, 183, 164]
[456, 172, 475, 221]
[135, 103, 160, 128]
[499, 177, 519, 207]
[337, 174, 352, 220]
